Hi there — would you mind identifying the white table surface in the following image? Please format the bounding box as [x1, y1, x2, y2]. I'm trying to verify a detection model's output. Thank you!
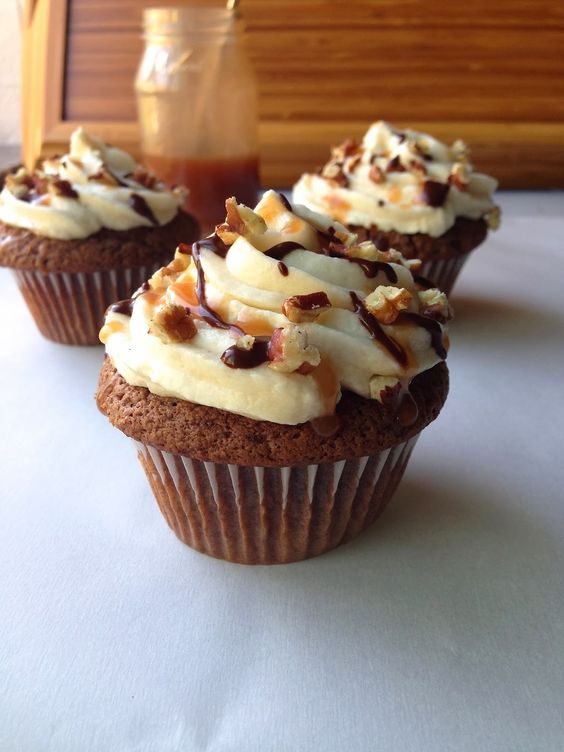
[1, 192, 563, 752]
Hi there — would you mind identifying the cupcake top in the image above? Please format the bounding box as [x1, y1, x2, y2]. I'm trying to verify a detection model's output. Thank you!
[0, 128, 184, 240]
[292, 121, 500, 238]
[100, 190, 451, 426]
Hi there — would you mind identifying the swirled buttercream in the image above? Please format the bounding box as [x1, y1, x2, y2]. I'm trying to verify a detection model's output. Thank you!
[100, 191, 451, 425]
[292, 121, 499, 238]
[0, 128, 184, 240]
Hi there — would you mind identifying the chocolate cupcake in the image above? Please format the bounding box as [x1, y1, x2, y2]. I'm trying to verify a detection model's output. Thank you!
[97, 191, 451, 564]
[0, 128, 198, 345]
[292, 121, 500, 293]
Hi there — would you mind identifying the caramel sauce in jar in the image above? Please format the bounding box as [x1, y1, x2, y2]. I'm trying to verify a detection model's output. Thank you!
[144, 154, 260, 235]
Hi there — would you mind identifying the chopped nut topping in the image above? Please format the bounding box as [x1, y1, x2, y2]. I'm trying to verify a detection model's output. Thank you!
[485, 205, 501, 230]
[364, 286, 412, 324]
[282, 292, 331, 323]
[451, 139, 470, 164]
[267, 325, 320, 374]
[321, 161, 348, 187]
[331, 138, 360, 161]
[368, 164, 385, 183]
[235, 334, 255, 351]
[216, 197, 267, 245]
[346, 154, 362, 172]
[149, 303, 197, 343]
[129, 166, 159, 190]
[409, 158, 428, 175]
[150, 251, 191, 288]
[448, 161, 470, 191]
[369, 375, 400, 403]
[418, 289, 453, 323]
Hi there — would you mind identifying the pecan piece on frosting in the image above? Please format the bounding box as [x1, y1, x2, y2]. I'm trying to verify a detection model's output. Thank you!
[321, 161, 349, 187]
[267, 325, 320, 374]
[368, 164, 385, 184]
[485, 205, 501, 230]
[216, 197, 267, 245]
[331, 138, 360, 161]
[282, 292, 331, 323]
[448, 161, 470, 191]
[364, 286, 412, 325]
[149, 303, 197, 344]
[418, 289, 453, 323]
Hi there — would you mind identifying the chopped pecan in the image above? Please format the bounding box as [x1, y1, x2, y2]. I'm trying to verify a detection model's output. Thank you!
[321, 161, 348, 187]
[129, 165, 158, 190]
[149, 303, 197, 343]
[282, 292, 331, 323]
[267, 325, 320, 374]
[331, 138, 360, 161]
[451, 139, 470, 164]
[448, 162, 470, 191]
[216, 197, 267, 245]
[418, 289, 452, 323]
[485, 205, 501, 230]
[364, 286, 412, 324]
[368, 164, 385, 183]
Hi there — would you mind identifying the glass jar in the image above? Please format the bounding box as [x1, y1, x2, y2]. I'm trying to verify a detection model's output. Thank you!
[135, 6, 260, 234]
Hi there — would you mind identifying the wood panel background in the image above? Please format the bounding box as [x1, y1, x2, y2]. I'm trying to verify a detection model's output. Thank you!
[22, 0, 564, 187]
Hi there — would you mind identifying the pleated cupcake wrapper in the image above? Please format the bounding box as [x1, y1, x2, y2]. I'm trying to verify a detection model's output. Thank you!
[12, 264, 161, 345]
[419, 254, 469, 295]
[135, 435, 419, 564]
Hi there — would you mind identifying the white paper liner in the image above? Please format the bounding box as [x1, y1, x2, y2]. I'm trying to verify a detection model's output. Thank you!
[134, 435, 420, 564]
[12, 264, 160, 345]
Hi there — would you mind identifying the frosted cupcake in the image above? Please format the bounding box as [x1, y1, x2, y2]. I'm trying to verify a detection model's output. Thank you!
[0, 128, 198, 344]
[292, 121, 500, 293]
[97, 191, 450, 564]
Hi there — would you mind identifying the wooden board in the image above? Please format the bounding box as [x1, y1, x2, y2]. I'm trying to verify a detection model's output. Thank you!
[22, 0, 564, 187]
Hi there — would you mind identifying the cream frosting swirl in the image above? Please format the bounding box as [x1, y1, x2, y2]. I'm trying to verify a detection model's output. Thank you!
[100, 191, 451, 425]
[292, 121, 499, 238]
[0, 128, 184, 239]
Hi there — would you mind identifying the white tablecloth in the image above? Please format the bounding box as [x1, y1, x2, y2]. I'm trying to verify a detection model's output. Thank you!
[1, 192, 563, 752]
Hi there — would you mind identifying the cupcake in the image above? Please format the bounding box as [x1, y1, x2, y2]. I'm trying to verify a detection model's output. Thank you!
[292, 120, 500, 293]
[0, 128, 199, 345]
[96, 190, 450, 564]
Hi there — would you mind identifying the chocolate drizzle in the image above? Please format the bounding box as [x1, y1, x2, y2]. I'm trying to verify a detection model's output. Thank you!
[397, 312, 447, 360]
[278, 192, 293, 212]
[277, 261, 289, 276]
[108, 298, 134, 316]
[386, 155, 406, 173]
[325, 243, 397, 282]
[129, 193, 158, 225]
[412, 273, 434, 290]
[195, 234, 229, 258]
[221, 337, 270, 369]
[421, 180, 450, 207]
[191, 240, 244, 335]
[350, 292, 407, 367]
[264, 241, 305, 260]
[52, 179, 78, 199]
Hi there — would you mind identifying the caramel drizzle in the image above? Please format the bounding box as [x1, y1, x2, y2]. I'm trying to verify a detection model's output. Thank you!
[349, 291, 407, 367]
